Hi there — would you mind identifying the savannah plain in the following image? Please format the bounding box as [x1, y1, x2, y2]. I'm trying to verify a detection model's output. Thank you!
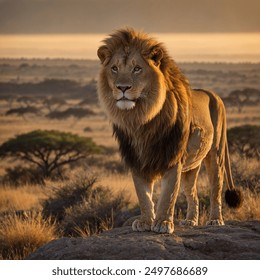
[0, 58, 259, 259]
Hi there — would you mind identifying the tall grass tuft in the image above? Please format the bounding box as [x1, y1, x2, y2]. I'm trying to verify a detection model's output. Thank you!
[0, 212, 57, 259]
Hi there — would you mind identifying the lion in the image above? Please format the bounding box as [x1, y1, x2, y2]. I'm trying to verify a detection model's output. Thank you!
[97, 28, 242, 234]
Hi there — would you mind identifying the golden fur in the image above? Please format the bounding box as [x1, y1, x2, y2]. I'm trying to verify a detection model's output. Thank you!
[97, 28, 242, 234]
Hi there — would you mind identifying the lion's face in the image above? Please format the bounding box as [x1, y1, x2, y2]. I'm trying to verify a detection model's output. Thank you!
[106, 49, 154, 111]
[101, 48, 166, 111]
[98, 45, 167, 126]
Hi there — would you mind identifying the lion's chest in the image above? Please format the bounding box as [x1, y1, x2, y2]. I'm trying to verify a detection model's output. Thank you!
[113, 124, 185, 178]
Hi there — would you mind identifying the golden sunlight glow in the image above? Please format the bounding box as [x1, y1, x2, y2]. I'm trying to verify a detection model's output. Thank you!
[0, 33, 260, 62]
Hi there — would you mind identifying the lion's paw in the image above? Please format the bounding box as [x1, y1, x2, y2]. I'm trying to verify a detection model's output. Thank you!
[179, 219, 198, 226]
[206, 219, 224, 226]
[132, 218, 152, 232]
[151, 220, 174, 234]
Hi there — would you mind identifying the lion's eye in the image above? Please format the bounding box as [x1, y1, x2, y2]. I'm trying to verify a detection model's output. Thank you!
[111, 65, 118, 73]
[133, 66, 142, 74]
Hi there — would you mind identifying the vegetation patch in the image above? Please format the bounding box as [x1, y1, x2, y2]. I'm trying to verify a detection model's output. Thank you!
[0, 130, 101, 178]
[227, 125, 259, 158]
[0, 212, 57, 260]
[42, 175, 130, 236]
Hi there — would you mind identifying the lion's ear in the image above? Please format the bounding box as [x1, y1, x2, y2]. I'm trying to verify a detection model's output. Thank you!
[149, 46, 163, 66]
[97, 46, 111, 65]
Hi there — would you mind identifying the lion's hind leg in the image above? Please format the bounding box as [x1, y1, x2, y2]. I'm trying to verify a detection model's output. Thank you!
[180, 165, 200, 226]
[204, 151, 225, 226]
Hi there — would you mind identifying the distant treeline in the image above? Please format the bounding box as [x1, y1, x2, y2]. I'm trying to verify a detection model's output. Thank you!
[0, 79, 260, 111]
[0, 79, 97, 100]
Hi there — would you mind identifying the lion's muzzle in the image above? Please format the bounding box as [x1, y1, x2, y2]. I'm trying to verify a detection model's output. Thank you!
[116, 96, 136, 110]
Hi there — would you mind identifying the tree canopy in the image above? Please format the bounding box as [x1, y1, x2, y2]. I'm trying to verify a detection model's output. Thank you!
[0, 130, 101, 177]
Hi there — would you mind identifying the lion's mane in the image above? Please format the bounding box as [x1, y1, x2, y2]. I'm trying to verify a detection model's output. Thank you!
[98, 28, 192, 179]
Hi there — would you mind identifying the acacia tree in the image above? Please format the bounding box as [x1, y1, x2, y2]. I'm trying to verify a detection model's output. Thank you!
[43, 96, 68, 113]
[5, 106, 41, 120]
[0, 130, 101, 178]
[228, 88, 260, 112]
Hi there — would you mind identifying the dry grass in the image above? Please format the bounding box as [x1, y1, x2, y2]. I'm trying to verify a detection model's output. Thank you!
[0, 213, 58, 260]
[98, 173, 137, 206]
[224, 188, 260, 221]
[176, 187, 260, 225]
[0, 185, 47, 212]
[231, 153, 259, 184]
[0, 157, 259, 259]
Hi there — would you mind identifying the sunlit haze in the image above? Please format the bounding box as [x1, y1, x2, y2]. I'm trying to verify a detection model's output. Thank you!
[0, 33, 260, 62]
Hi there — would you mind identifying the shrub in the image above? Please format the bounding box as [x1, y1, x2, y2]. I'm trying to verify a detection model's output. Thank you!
[62, 186, 129, 236]
[42, 174, 130, 236]
[227, 125, 259, 158]
[1, 166, 45, 186]
[46, 107, 95, 120]
[42, 176, 97, 222]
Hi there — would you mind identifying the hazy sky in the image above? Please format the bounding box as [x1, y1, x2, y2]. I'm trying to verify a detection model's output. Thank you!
[0, 0, 260, 34]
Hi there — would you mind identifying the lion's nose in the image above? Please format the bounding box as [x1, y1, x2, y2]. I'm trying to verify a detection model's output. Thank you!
[116, 85, 132, 93]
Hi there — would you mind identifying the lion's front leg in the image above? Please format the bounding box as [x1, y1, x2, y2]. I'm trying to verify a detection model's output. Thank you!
[132, 173, 155, 231]
[152, 163, 182, 234]
[180, 165, 201, 226]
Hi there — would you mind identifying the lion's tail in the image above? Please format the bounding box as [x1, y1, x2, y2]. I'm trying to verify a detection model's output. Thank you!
[224, 139, 243, 208]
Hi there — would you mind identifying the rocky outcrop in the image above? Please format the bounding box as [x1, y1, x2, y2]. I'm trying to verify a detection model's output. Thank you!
[28, 220, 260, 260]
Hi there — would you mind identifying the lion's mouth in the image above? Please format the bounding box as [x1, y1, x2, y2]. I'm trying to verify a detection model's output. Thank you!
[116, 96, 138, 102]
[116, 97, 137, 110]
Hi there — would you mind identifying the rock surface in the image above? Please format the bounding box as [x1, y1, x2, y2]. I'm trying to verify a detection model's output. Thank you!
[28, 220, 260, 260]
